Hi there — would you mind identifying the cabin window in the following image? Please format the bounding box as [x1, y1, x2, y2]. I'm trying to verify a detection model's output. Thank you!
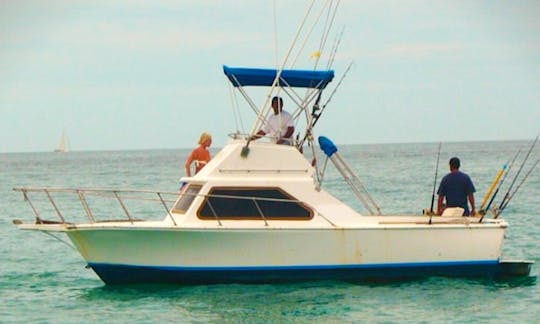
[172, 185, 202, 214]
[197, 187, 313, 220]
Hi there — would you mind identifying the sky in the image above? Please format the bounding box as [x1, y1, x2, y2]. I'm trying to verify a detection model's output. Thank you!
[1, 0, 539, 152]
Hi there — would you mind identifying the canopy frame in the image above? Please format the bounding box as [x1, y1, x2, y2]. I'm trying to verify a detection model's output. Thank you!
[223, 65, 334, 144]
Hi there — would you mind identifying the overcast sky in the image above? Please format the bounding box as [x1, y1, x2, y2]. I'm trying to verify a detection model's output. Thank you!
[1, 0, 539, 152]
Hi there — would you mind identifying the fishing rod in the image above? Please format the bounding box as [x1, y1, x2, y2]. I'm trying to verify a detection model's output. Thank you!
[297, 61, 353, 148]
[297, 90, 323, 151]
[429, 142, 442, 224]
[291, 0, 335, 69]
[479, 150, 520, 222]
[313, 0, 341, 70]
[496, 158, 540, 218]
[327, 26, 345, 70]
[495, 134, 539, 214]
[241, 1, 317, 158]
[479, 163, 507, 213]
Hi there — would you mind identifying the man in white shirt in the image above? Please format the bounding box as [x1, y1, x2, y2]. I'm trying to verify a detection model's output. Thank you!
[253, 96, 295, 145]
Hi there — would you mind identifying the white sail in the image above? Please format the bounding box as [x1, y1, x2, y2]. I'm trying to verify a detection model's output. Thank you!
[55, 131, 69, 152]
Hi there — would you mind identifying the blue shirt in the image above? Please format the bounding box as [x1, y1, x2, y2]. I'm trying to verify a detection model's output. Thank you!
[437, 171, 476, 215]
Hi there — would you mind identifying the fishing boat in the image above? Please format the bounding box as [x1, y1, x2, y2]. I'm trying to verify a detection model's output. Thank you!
[54, 130, 69, 153]
[12, 64, 533, 285]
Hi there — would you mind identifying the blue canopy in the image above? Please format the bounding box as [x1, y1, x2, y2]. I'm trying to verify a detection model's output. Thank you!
[223, 65, 334, 89]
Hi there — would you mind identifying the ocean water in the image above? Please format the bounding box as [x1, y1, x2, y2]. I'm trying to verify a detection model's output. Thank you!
[1, 140, 538, 323]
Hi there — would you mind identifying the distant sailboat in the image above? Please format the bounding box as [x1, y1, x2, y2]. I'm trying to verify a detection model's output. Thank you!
[54, 131, 69, 153]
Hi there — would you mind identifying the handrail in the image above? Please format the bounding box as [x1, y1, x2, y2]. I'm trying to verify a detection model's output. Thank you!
[252, 198, 269, 226]
[44, 189, 66, 223]
[113, 191, 134, 224]
[14, 187, 179, 225]
[205, 199, 222, 226]
[13, 186, 335, 227]
[77, 190, 96, 223]
[157, 192, 177, 226]
[14, 187, 180, 195]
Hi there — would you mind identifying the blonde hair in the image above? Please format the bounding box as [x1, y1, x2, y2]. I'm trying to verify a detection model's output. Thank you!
[198, 132, 212, 145]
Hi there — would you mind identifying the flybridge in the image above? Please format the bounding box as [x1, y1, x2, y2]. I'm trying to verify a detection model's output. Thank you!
[223, 66, 334, 89]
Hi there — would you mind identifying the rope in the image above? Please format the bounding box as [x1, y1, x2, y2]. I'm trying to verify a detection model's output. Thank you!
[42, 230, 77, 251]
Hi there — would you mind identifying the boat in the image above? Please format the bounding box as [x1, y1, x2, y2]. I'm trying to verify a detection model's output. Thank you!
[12, 65, 533, 285]
[54, 130, 69, 153]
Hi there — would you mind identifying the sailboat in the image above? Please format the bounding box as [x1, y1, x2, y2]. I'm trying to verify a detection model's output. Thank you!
[54, 131, 69, 153]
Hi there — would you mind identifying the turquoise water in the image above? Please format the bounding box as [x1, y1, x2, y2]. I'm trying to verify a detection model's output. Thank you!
[1, 141, 538, 322]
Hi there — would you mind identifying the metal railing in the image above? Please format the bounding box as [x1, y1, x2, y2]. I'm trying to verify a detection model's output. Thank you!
[14, 187, 337, 227]
[14, 187, 180, 226]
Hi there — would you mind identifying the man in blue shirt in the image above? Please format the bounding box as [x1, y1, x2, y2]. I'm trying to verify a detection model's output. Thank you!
[437, 157, 476, 216]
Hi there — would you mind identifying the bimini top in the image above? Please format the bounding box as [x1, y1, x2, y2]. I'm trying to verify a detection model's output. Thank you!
[223, 65, 334, 90]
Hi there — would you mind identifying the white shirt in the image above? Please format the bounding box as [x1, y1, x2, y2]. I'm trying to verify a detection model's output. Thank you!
[262, 110, 294, 145]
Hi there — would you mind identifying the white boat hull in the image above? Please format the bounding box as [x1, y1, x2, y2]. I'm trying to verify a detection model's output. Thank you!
[64, 223, 506, 284]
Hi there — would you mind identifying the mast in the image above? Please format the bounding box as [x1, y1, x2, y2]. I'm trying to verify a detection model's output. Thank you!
[55, 131, 69, 153]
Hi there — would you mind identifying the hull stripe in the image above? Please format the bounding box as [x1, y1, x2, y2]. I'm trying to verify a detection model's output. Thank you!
[88, 260, 503, 284]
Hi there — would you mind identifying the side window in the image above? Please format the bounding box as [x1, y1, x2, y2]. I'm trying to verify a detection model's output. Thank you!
[172, 185, 202, 214]
[197, 187, 313, 220]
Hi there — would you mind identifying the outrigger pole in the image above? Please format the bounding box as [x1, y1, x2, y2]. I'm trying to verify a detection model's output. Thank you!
[495, 134, 539, 217]
[429, 142, 442, 224]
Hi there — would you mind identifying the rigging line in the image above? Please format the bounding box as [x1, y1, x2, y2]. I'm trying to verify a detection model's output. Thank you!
[498, 158, 540, 217]
[248, 0, 316, 137]
[290, 0, 331, 69]
[496, 134, 539, 214]
[42, 230, 77, 251]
